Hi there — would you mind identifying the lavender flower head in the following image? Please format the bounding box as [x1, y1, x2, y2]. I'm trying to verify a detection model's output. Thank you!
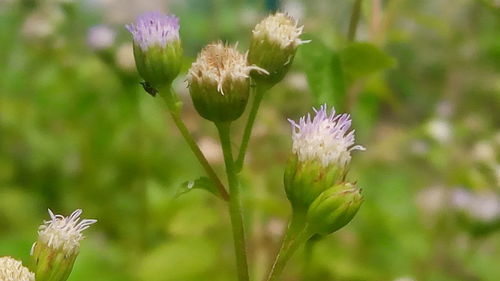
[289, 104, 365, 168]
[126, 11, 179, 51]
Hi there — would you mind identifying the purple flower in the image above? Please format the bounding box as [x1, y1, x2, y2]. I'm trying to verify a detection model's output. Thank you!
[126, 11, 180, 51]
[288, 104, 365, 167]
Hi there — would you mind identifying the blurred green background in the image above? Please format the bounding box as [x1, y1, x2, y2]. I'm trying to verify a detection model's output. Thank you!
[1, 0, 499, 281]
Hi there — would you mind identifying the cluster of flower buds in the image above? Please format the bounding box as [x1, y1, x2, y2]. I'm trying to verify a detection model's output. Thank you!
[285, 105, 365, 235]
[127, 11, 307, 123]
[31, 209, 96, 281]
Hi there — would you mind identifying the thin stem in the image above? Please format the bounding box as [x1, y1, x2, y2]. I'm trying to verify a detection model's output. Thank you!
[217, 122, 250, 281]
[159, 87, 229, 201]
[280, 211, 307, 251]
[348, 0, 364, 41]
[235, 84, 267, 172]
[266, 216, 311, 281]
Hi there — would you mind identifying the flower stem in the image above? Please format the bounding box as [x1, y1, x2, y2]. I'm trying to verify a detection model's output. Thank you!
[266, 213, 311, 281]
[348, 0, 364, 41]
[235, 84, 267, 172]
[159, 87, 229, 201]
[216, 122, 250, 281]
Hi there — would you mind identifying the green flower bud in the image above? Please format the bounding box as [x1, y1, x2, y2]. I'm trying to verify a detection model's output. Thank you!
[284, 105, 365, 210]
[248, 13, 308, 86]
[31, 210, 96, 281]
[307, 183, 363, 235]
[187, 42, 266, 123]
[126, 12, 183, 88]
[285, 155, 342, 211]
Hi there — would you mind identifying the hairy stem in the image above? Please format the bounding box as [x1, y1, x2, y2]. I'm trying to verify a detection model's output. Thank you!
[217, 122, 250, 281]
[159, 87, 229, 201]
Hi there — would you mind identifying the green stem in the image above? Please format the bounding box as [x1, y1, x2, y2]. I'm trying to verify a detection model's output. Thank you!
[266, 215, 311, 281]
[348, 0, 364, 41]
[216, 122, 250, 281]
[235, 84, 267, 172]
[159, 87, 229, 201]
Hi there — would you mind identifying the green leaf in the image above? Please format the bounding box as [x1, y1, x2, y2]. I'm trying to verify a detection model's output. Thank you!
[175, 177, 221, 198]
[340, 42, 396, 80]
[298, 40, 346, 109]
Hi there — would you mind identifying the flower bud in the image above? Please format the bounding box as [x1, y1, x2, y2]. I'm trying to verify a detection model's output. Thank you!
[284, 105, 365, 210]
[248, 13, 308, 86]
[31, 209, 96, 281]
[307, 183, 363, 235]
[0, 256, 35, 281]
[126, 11, 183, 88]
[187, 42, 267, 122]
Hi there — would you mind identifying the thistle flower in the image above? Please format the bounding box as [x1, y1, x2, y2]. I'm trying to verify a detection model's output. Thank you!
[0, 257, 35, 281]
[284, 105, 365, 210]
[248, 13, 308, 86]
[31, 209, 96, 281]
[289, 104, 365, 168]
[126, 11, 182, 88]
[187, 42, 267, 122]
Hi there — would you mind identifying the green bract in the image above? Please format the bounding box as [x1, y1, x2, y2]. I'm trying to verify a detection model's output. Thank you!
[188, 43, 260, 123]
[31, 242, 78, 281]
[189, 74, 250, 122]
[248, 38, 295, 86]
[133, 40, 183, 88]
[307, 183, 363, 235]
[284, 155, 343, 211]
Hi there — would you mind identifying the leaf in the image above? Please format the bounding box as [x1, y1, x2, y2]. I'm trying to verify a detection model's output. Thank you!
[174, 177, 221, 199]
[298, 40, 346, 109]
[340, 42, 396, 80]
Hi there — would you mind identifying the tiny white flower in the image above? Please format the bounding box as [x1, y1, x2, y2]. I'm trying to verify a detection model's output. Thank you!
[187, 42, 266, 95]
[34, 209, 97, 257]
[288, 104, 365, 168]
[0, 256, 35, 281]
[252, 12, 309, 49]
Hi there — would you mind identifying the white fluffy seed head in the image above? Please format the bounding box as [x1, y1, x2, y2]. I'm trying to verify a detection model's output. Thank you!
[252, 13, 308, 49]
[0, 257, 35, 281]
[35, 209, 97, 257]
[288, 104, 365, 168]
[187, 42, 266, 95]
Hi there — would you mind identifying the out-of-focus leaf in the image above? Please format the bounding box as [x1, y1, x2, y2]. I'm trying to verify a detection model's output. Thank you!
[175, 177, 220, 198]
[138, 238, 216, 281]
[299, 40, 346, 109]
[340, 42, 396, 80]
